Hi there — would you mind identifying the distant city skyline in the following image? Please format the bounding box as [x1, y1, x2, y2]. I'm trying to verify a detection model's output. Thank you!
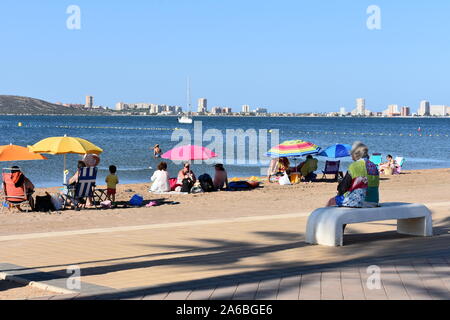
[56, 94, 450, 117]
[1, 1, 450, 112]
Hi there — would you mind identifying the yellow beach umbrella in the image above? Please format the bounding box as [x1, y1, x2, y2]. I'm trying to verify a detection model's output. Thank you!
[29, 135, 103, 184]
[29, 135, 103, 155]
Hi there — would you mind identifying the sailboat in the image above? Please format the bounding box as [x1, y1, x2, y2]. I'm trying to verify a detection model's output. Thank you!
[178, 115, 193, 124]
[178, 78, 193, 124]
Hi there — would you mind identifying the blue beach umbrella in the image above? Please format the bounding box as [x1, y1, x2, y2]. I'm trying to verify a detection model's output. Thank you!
[319, 144, 352, 158]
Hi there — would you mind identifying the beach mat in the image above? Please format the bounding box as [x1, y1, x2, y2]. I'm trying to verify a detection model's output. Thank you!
[150, 191, 189, 195]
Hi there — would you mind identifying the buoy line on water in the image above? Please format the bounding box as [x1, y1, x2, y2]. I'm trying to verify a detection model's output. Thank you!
[7, 123, 450, 138]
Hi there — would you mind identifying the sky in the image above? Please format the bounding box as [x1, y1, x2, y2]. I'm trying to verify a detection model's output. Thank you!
[0, 0, 449, 113]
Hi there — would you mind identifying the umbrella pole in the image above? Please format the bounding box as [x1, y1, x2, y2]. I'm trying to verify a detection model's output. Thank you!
[63, 154, 67, 185]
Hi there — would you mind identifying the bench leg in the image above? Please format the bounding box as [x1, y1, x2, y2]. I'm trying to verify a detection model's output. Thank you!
[397, 216, 433, 237]
[306, 216, 344, 246]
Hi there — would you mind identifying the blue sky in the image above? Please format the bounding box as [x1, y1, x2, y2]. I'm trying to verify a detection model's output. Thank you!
[1, 0, 449, 113]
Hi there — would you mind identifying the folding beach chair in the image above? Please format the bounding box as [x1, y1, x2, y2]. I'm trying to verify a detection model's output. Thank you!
[393, 157, 405, 174]
[1, 168, 33, 213]
[370, 153, 383, 167]
[63, 167, 100, 210]
[321, 160, 341, 181]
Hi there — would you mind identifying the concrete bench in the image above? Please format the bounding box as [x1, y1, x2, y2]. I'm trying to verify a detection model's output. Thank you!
[305, 202, 433, 247]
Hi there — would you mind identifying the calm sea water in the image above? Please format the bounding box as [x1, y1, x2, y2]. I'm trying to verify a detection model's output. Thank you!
[1, 116, 449, 188]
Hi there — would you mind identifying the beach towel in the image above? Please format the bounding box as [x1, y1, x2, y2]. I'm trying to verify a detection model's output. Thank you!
[150, 191, 189, 195]
[228, 181, 252, 191]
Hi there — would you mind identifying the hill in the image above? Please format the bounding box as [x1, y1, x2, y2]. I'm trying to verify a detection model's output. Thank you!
[0, 95, 107, 115]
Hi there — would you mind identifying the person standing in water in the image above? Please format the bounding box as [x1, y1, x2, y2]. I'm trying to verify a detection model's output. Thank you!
[153, 144, 162, 158]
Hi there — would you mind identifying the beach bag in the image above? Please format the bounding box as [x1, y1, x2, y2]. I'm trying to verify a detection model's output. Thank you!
[279, 173, 291, 186]
[181, 178, 194, 193]
[290, 173, 301, 184]
[341, 177, 368, 208]
[50, 193, 63, 211]
[35, 193, 55, 212]
[190, 185, 204, 194]
[129, 194, 144, 206]
[198, 174, 215, 193]
[101, 200, 112, 209]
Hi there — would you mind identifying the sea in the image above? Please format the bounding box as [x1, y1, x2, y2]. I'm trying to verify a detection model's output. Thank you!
[1, 115, 449, 188]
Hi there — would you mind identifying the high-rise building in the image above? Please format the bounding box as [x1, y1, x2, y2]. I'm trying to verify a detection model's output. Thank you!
[211, 107, 223, 114]
[356, 98, 365, 115]
[390, 104, 399, 114]
[223, 107, 232, 114]
[85, 96, 94, 109]
[401, 106, 410, 117]
[430, 105, 448, 116]
[198, 98, 207, 113]
[175, 106, 183, 113]
[242, 105, 250, 113]
[418, 100, 430, 116]
[115, 102, 128, 111]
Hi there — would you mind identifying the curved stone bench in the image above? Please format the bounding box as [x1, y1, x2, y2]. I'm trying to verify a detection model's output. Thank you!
[305, 202, 433, 247]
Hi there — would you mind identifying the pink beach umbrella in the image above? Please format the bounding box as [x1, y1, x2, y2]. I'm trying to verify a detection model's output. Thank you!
[161, 145, 218, 161]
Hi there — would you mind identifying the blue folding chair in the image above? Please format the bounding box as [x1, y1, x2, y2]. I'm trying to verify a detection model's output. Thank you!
[63, 167, 99, 210]
[370, 153, 383, 167]
[321, 160, 341, 181]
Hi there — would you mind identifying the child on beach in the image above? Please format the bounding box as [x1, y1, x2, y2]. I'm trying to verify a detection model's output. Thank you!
[106, 165, 119, 204]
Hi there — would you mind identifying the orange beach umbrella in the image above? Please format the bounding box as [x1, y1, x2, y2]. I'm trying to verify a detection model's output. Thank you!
[0, 144, 47, 162]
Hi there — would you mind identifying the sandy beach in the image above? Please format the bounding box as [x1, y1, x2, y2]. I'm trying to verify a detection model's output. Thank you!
[1, 168, 450, 300]
[1, 168, 449, 236]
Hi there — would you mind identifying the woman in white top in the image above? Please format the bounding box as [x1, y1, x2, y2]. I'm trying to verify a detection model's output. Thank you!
[150, 162, 170, 193]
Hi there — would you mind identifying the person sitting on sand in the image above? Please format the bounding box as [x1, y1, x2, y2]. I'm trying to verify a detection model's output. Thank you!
[177, 163, 196, 185]
[267, 157, 290, 182]
[327, 142, 380, 208]
[379, 154, 397, 174]
[150, 162, 170, 193]
[213, 164, 229, 190]
[153, 144, 162, 158]
[7, 166, 35, 211]
[300, 155, 318, 182]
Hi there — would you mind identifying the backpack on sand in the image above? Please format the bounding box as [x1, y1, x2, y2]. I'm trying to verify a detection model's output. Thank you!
[198, 174, 215, 193]
[35, 193, 56, 212]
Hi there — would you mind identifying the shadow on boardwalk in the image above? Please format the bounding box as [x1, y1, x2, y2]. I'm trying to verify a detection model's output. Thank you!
[8, 217, 450, 300]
